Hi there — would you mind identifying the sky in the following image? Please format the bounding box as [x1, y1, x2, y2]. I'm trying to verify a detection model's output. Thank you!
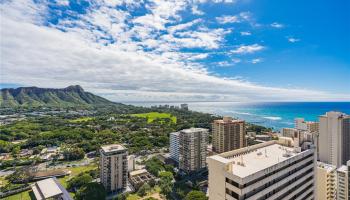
[1, 0, 349, 102]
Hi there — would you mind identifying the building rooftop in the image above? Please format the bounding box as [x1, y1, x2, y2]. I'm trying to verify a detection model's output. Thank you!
[170, 131, 180, 136]
[31, 177, 72, 200]
[181, 128, 208, 133]
[317, 162, 336, 172]
[101, 144, 126, 153]
[337, 165, 349, 173]
[209, 141, 306, 178]
[213, 118, 244, 124]
[129, 169, 148, 176]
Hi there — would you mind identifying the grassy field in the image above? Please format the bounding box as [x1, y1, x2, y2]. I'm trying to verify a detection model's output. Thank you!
[132, 112, 177, 123]
[1, 190, 34, 200]
[69, 117, 94, 123]
[126, 186, 163, 200]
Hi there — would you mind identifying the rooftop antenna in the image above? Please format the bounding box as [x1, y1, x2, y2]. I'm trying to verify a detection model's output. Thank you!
[265, 148, 267, 157]
[240, 154, 244, 166]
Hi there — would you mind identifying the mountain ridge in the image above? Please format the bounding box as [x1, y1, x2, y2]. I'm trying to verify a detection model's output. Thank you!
[0, 85, 116, 108]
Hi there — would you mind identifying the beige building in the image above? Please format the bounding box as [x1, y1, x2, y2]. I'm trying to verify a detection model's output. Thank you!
[316, 162, 337, 200]
[281, 127, 299, 138]
[207, 140, 316, 200]
[337, 160, 349, 200]
[295, 118, 319, 133]
[319, 111, 350, 167]
[100, 144, 128, 193]
[212, 117, 245, 153]
[179, 128, 208, 173]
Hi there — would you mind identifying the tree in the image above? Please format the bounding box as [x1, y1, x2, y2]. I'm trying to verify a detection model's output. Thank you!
[159, 171, 173, 196]
[74, 182, 106, 200]
[11, 146, 20, 167]
[67, 173, 93, 191]
[62, 147, 85, 161]
[137, 183, 151, 197]
[185, 190, 207, 200]
[115, 192, 130, 200]
[6, 168, 33, 183]
[145, 157, 164, 176]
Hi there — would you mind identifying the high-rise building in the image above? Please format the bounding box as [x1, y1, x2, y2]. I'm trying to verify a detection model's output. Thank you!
[207, 140, 316, 200]
[179, 128, 208, 173]
[212, 117, 245, 153]
[315, 162, 337, 200]
[337, 160, 350, 200]
[295, 118, 319, 133]
[100, 144, 128, 193]
[170, 131, 180, 163]
[319, 111, 350, 167]
[180, 103, 189, 110]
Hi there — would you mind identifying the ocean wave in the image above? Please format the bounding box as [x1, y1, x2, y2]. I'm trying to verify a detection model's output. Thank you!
[263, 116, 282, 121]
[230, 111, 254, 116]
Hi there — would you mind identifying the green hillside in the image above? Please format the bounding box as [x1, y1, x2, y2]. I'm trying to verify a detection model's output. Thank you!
[0, 85, 115, 109]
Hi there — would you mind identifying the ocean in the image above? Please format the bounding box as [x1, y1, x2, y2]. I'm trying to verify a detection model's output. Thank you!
[126, 102, 350, 130]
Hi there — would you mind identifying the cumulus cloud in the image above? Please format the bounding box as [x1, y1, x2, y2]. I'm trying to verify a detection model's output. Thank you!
[231, 44, 265, 54]
[191, 5, 204, 15]
[216, 15, 240, 24]
[1, 0, 348, 102]
[271, 22, 284, 28]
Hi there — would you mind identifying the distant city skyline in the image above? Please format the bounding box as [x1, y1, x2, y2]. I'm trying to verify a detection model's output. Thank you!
[1, 0, 349, 102]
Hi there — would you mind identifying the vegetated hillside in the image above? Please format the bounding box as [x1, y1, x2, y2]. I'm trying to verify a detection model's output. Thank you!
[0, 85, 117, 109]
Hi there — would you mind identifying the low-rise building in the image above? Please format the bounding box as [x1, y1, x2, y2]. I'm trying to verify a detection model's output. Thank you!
[295, 118, 319, 133]
[281, 127, 299, 138]
[128, 155, 135, 172]
[255, 134, 271, 142]
[31, 177, 72, 200]
[129, 169, 156, 190]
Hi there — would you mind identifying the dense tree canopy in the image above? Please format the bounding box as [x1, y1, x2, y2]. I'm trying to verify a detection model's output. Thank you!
[74, 182, 106, 200]
[159, 171, 174, 196]
[67, 173, 93, 191]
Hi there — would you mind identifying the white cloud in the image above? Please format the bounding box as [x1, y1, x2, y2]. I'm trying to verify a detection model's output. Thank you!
[250, 58, 262, 64]
[216, 12, 253, 24]
[216, 15, 240, 24]
[1, 0, 348, 102]
[168, 19, 202, 33]
[271, 22, 284, 28]
[231, 44, 265, 54]
[287, 37, 300, 43]
[191, 5, 204, 15]
[55, 0, 69, 6]
[232, 58, 241, 63]
[240, 31, 251, 36]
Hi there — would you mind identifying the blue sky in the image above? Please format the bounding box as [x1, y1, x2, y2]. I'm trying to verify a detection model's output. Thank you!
[1, 0, 349, 101]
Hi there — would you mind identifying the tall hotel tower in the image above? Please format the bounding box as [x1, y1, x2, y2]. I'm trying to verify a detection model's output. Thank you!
[178, 128, 208, 173]
[100, 144, 128, 193]
[319, 111, 350, 167]
[212, 117, 245, 153]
